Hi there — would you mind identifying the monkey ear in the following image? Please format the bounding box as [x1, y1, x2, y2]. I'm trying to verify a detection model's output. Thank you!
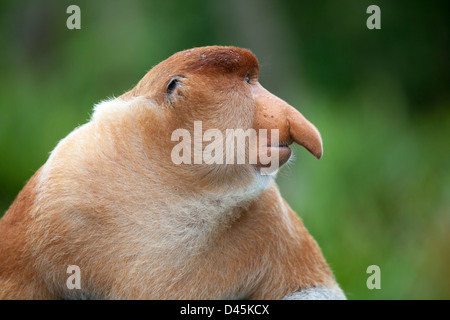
[166, 76, 184, 101]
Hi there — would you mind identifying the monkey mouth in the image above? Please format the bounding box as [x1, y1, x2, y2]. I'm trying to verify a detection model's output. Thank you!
[257, 144, 292, 168]
[271, 144, 292, 167]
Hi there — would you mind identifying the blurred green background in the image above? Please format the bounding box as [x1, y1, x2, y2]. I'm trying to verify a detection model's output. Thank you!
[0, 0, 449, 299]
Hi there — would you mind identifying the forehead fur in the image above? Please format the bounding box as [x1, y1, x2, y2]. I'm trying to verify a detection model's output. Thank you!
[170, 46, 259, 75]
[122, 46, 259, 99]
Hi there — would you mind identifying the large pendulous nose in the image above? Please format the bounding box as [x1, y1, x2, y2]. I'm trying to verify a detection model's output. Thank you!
[252, 82, 323, 159]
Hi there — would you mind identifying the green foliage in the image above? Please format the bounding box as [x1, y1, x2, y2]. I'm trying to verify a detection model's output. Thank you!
[0, 0, 448, 299]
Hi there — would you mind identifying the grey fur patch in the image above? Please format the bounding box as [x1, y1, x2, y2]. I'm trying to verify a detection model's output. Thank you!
[282, 287, 346, 300]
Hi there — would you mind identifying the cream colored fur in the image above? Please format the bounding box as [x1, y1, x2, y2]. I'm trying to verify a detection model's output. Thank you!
[0, 46, 344, 300]
[29, 98, 276, 299]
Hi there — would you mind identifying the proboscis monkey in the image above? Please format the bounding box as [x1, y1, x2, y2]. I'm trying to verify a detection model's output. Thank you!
[0, 46, 345, 300]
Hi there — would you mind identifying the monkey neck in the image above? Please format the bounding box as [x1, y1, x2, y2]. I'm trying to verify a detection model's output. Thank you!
[151, 173, 273, 254]
[35, 106, 275, 263]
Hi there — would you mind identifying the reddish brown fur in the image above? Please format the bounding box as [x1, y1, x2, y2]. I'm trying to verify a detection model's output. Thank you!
[0, 168, 53, 298]
[123, 47, 259, 103]
[0, 46, 341, 299]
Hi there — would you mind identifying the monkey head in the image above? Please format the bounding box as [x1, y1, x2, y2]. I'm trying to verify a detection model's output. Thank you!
[118, 46, 322, 193]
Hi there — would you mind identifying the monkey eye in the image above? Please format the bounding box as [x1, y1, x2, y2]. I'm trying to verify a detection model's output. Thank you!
[244, 75, 250, 84]
[167, 76, 183, 96]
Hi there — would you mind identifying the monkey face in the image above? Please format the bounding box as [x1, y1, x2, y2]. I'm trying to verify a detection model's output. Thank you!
[120, 46, 322, 188]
